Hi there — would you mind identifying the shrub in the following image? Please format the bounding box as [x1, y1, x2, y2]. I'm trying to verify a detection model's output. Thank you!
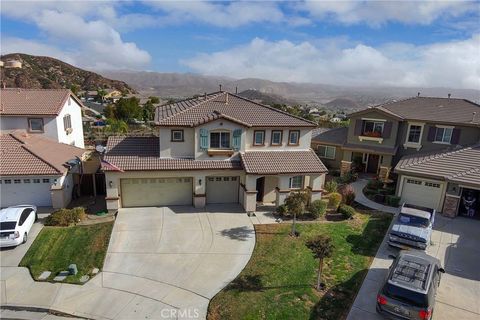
[329, 170, 341, 177]
[338, 204, 355, 219]
[328, 192, 342, 210]
[386, 195, 401, 207]
[324, 180, 338, 193]
[339, 171, 359, 184]
[276, 204, 289, 217]
[367, 179, 383, 190]
[340, 185, 356, 205]
[363, 188, 377, 198]
[45, 207, 86, 226]
[308, 200, 328, 219]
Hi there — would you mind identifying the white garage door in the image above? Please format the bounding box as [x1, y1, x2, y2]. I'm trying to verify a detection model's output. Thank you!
[121, 178, 192, 207]
[400, 177, 444, 211]
[0, 177, 53, 207]
[206, 176, 239, 204]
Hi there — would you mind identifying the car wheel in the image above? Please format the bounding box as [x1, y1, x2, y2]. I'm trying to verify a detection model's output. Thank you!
[23, 233, 27, 244]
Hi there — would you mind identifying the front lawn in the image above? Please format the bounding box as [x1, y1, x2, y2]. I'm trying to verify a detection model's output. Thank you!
[19, 222, 114, 284]
[208, 211, 391, 320]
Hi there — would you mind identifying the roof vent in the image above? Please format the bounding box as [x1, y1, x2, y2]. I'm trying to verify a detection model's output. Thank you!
[448, 93, 451, 99]
[235, 86, 238, 94]
[472, 112, 477, 123]
[204, 92, 207, 100]
[417, 92, 420, 97]
[225, 93, 229, 105]
[219, 84, 222, 91]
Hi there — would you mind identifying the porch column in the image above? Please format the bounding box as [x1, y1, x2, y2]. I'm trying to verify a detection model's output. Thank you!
[105, 176, 120, 211]
[308, 174, 324, 201]
[194, 175, 206, 208]
[243, 175, 258, 212]
[275, 176, 291, 207]
[341, 150, 353, 176]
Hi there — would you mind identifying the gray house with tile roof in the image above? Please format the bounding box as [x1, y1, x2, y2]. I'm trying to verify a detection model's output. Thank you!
[312, 96, 480, 217]
[103, 91, 327, 212]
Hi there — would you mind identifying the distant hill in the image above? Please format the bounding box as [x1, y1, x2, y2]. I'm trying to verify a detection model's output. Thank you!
[1, 53, 134, 93]
[325, 98, 359, 110]
[237, 89, 298, 106]
[102, 70, 480, 111]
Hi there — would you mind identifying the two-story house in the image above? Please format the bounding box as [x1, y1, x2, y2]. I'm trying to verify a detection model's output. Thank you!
[0, 89, 89, 208]
[103, 91, 327, 212]
[312, 96, 480, 217]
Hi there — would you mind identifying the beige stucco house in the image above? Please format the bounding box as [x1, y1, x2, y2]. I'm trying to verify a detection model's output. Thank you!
[103, 91, 327, 212]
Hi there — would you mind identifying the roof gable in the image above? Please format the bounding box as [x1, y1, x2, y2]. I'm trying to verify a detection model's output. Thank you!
[155, 91, 316, 127]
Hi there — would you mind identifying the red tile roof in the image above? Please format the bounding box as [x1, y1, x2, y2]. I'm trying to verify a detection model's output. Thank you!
[155, 91, 316, 127]
[395, 144, 480, 187]
[0, 131, 85, 176]
[240, 150, 327, 174]
[0, 88, 82, 116]
[103, 136, 242, 171]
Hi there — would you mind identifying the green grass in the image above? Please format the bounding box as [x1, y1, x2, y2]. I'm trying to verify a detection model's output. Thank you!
[208, 211, 391, 320]
[19, 222, 114, 284]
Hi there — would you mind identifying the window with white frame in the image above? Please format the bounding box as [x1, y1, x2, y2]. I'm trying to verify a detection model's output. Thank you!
[317, 145, 336, 159]
[434, 127, 453, 143]
[289, 176, 303, 189]
[363, 121, 384, 136]
[63, 114, 72, 133]
[210, 131, 231, 149]
[171, 130, 184, 142]
[407, 125, 422, 143]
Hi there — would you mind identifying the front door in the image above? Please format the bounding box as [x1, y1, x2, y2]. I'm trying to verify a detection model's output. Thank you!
[256, 177, 265, 202]
[367, 154, 380, 174]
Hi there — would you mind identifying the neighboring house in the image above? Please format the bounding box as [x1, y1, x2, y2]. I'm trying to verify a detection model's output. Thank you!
[0, 131, 86, 208]
[0, 88, 85, 148]
[103, 91, 327, 212]
[312, 96, 480, 215]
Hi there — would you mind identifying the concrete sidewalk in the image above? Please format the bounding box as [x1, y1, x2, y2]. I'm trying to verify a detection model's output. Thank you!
[351, 179, 399, 214]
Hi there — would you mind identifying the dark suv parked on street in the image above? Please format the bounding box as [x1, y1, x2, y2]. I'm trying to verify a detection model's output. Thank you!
[377, 250, 445, 320]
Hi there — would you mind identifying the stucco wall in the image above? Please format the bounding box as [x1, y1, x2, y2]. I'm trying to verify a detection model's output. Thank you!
[159, 127, 195, 158]
[194, 119, 245, 160]
[347, 111, 399, 148]
[311, 142, 343, 170]
[245, 127, 312, 151]
[55, 97, 85, 148]
[0, 116, 57, 140]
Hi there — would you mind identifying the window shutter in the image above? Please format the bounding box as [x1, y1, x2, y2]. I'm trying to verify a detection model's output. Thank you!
[200, 128, 208, 150]
[382, 121, 393, 138]
[427, 126, 436, 142]
[232, 129, 242, 150]
[451, 128, 461, 144]
[354, 120, 363, 136]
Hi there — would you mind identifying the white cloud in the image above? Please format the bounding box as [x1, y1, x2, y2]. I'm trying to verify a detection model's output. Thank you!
[0, 37, 76, 64]
[182, 35, 480, 89]
[301, 0, 478, 27]
[1, 1, 151, 70]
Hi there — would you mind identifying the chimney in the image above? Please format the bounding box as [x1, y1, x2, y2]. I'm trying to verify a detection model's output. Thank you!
[219, 84, 222, 91]
[235, 86, 238, 94]
[448, 93, 451, 99]
[417, 92, 420, 97]
[204, 92, 207, 100]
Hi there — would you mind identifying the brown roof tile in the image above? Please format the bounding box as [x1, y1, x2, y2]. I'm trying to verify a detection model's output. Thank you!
[0, 88, 82, 116]
[395, 144, 480, 187]
[103, 136, 242, 171]
[155, 91, 316, 127]
[240, 150, 327, 174]
[0, 131, 85, 176]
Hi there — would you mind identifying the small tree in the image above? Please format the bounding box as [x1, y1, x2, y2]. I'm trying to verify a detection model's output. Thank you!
[148, 96, 160, 104]
[306, 234, 334, 291]
[284, 189, 310, 236]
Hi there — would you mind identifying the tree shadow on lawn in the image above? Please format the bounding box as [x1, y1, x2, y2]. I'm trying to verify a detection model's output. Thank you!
[310, 269, 368, 320]
[225, 274, 311, 292]
[346, 214, 391, 257]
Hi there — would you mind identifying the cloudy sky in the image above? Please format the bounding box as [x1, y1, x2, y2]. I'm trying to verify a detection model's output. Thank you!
[1, 1, 479, 89]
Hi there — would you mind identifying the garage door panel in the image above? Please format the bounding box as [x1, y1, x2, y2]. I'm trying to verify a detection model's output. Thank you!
[206, 176, 239, 204]
[121, 178, 192, 207]
[1, 180, 52, 207]
[400, 178, 443, 211]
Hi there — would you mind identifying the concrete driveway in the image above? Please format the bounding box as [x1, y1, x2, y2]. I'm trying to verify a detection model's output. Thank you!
[348, 215, 480, 320]
[102, 204, 255, 319]
[1, 205, 254, 320]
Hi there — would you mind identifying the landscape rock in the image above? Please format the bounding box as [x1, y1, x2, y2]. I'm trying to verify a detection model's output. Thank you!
[53, 271, 69, 282]
[79, 275, 90, 283]
[38, 271, 51, 280]
[68, 264, 78, 275]
[91, 267, 99, 275]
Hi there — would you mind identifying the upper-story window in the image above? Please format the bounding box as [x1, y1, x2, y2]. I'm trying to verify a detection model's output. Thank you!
[407, 125, 422, 143]
[363, 121, 384, 137]
[171, 130, 184, 142]
[288, 130, 300, 146]
[63, 114, 72, 134]
[271, 130, 283, 146]
[253, 130, 265, 146]
[289, 176, 303, 189]
[434, 127, 453, 143]
[210, 131, 231, 149]
[28, 118, 44, 132]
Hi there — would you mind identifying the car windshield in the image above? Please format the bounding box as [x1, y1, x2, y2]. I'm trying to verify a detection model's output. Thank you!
[384, 283, 428, 307]
[398, 214, 430, 227]
[0, 221, 17, 230]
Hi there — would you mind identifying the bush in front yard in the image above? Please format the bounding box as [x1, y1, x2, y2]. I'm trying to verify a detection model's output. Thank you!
[366, 179, 383, 190]
[276, 204, 289, 217]
[324, 180, 338, 193]
[328, 192, 342, 210]
[340, 185, 356, 205]
[308, 200, 328, 219]
[363, 188, 377, 198]
[338, 204, 355, 219]
[386, 195, 401, 207]
[45, 207, 87, 226]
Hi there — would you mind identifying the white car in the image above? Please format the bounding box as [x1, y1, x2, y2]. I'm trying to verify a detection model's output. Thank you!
[0, 205, 37, 247]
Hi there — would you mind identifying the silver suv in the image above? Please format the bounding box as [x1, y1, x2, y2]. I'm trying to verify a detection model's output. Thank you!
[377, 250, 445, 320]
[388, 203, 435, 250]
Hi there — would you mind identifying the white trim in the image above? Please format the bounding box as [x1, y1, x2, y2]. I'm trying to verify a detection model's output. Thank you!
[403, 122, 425, 150]
[435, 124, 455, 129]
[361, 118, 387, 122]
[358, 136, 383, 143]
